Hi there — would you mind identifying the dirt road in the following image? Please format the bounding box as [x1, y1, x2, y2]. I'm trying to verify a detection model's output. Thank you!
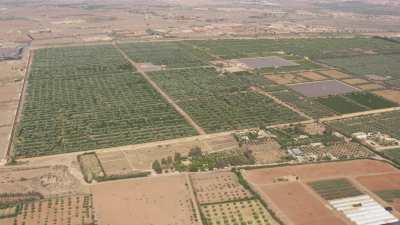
[113, 43, 206, 135]
[250, 86, 313, 120]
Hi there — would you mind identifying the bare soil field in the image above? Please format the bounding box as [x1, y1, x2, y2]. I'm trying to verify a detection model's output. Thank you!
[90, 175, 202, 225]
[0, 82, 21, 103]
[190, 171, 252, 204]
[373, 89, 400, 104]
[0, 166, 87, 196]
[357, 83, 386, 90]
[96, 134, 236, 171]
[319, 70, 351, 79]
[97, 151, 133, 176]
[78, 153, 105, 182]
[244, 160, 397, 185]
[0, 194, 94, 225]
[356, 173, 400, 211]
[290, 80, 359, 97]
[342, 78, 369, 85]
[236, 56, 299, 69]
[265, 74, 308, 85]
[243, 160, 400, 225]
[0, 127, 11, 162]
[247, 139, 287, 164]
[303, 123, 326, 135]
[255, 182, 347, 225]
[0, 101, 18, 126]
[300, 71, 327, 81]
[204, 135, 238, 151]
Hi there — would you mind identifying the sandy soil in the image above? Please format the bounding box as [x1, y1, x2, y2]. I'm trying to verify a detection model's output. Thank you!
[256, 182, 348, 225]
[245, 160, 397, 185]
[0, 127, 11, 163]
[300, 71, 327, 81]
[0, 165, 87, 196]
[356, 173, 400, 213]
[357, 173, 400, 191]
[303, 123, 326, 135]
[96, 133, 236, 171]
[373, 90, 400, 104]
[247, 139, 286, 164]
[265, 73, 308, 85]
[319, 70, 351, 79]
[342, 78, 369, 85]
[90, 175, 202, 225]
[357, 83, 385, 90]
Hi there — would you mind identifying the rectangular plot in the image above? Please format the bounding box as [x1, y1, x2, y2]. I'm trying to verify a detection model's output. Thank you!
[309, 178, 363, 200]
[150, 68, 304, 132]
[317, 95, 367, 114]
[290, 80, 359, 97]
[14, 46, 197, 157]
[327, 111, 400, 139]
[235, 56, 298, 69]
[201, 199, 279, 225]
[118, 42, 211, 68]
[271, 90, 336, 118]
[320, 54, 400, 79]
[179, 92, 304, 133]
[345, 92, 398, 109]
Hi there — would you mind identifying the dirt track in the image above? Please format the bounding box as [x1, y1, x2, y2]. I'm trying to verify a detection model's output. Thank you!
[113, 43, 206, 135]
[250, 86, 313, 120]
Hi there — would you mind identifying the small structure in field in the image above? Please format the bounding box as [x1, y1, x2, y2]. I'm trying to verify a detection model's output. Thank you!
[0, 47, 23, 61]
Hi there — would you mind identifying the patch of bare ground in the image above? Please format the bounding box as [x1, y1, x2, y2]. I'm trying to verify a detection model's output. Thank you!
[319, 70, 351, 79]
[356, 83, 386, 90]
[300, 71, 327, 81]
[255, 182, 348, 225]
[0, 165, 88, 196]
[91, 175, 202, 225]
[356, 173, 400, 212]
[244, 160, 397, 185]
[246, 139, 287, 164]
[373, 89, 400, 104]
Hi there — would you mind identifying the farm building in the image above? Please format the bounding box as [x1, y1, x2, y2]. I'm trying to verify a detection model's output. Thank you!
[0, 47, 23, 61]
[329, 195, 399, 225]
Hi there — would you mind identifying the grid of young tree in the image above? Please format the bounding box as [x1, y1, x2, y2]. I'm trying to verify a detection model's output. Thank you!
[14, 45, 197, 157]
[150, 68, 305, 133]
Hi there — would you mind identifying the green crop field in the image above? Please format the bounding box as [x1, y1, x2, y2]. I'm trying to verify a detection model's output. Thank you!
[345, 92, 398, 109]
[150, 68, 305, 132]
[117, 42, 213, 68]
[327, 111, 400, 139]
[376, 190, 400, 203]
[317, 95, 368, 114]
[383, 148, 400, 165]
[30, 45, 135, 78]
[271, 90, 336, 118]
[309, 178, 363, 200]
[385, 79, 400, 88]
[319, 54, 400, 79]
[188, 37, 400, 59]
[14, 45, 197, 157]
